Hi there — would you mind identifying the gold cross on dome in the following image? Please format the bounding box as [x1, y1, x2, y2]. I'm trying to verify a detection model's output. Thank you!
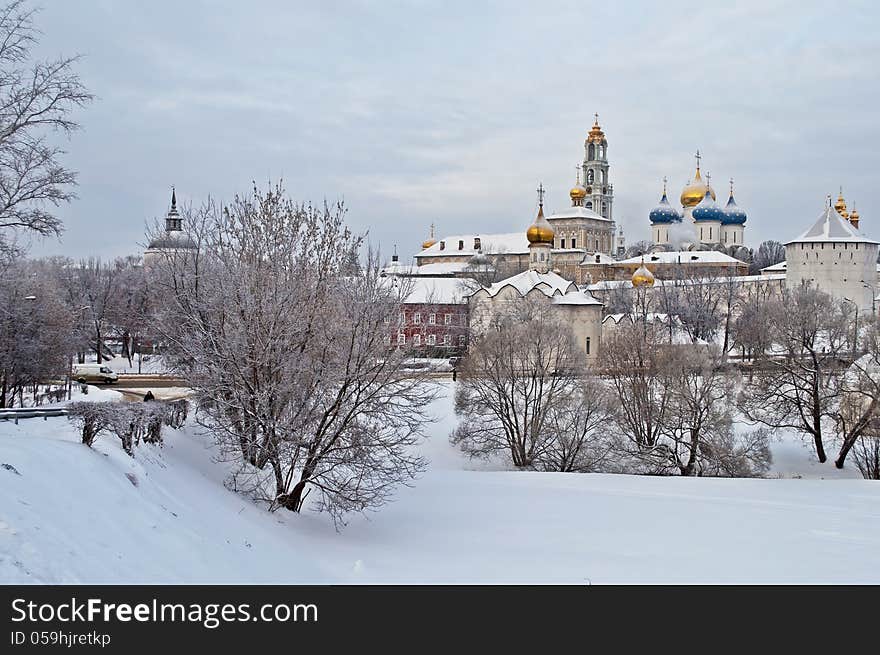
[536, 183, 545, 205]
[695, 149, 702, 169]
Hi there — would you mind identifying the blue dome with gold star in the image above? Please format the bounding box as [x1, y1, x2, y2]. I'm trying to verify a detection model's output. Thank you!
[722, 187, 748, 225]
[692, 189, 726, 222]
[648, 186, 681, 225]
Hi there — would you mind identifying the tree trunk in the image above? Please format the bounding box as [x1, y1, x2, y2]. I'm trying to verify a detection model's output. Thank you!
[277, 478, 308, 512]
[835, 437, 856, 469]
[813, 431, 827, 463]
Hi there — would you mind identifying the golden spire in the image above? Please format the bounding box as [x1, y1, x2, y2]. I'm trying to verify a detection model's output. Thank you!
[421, 222, 437, 249]
[632, 257, 655, 287]
[570, 164, 587, 205]
[587, 112, 606, 144]
[850, 202, 860, 229]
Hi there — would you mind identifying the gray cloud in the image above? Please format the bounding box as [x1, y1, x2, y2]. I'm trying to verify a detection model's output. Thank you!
[25, 0, 880, 260]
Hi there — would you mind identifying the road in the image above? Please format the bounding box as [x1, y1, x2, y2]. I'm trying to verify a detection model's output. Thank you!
[110, 375, 191, 401]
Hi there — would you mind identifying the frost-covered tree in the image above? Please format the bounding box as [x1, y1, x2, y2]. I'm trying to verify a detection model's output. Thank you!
[155, 183, 437, 525]
[107, 256, 151, 369]
[832, 325, 880, 472]
[731, 279, 775, 366]
[625, 240, 653, 259]
[600, 318, 670, 472]
[738, 283, 850, 463]
[602, 317, 769, 476]
[451, 297, 601, 470]
[65, 258, 118, 363]
[0, 257, 74, 406]
[749, 240, 785, 275]
[0, 1, 91, 257]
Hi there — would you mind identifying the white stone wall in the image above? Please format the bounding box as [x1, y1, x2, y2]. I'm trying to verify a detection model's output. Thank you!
[696, 220, 722, 244]
[721, 225, 745, 247]
[651, 223, 671, 246]
[785, 240, 879, 313]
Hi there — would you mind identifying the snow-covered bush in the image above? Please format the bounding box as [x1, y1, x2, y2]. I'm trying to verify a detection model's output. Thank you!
[67, 401, 183, 455]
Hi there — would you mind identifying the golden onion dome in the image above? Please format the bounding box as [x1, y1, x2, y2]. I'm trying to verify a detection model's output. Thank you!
[526, 203, 554, 245]
[632, 261, 655, 287]
[850, 204, 860, 225]
[680, 167, 715, 208]
[421, 223, 437, 250]
[570, 167, 587, 201]
[834, 189, 849, 219]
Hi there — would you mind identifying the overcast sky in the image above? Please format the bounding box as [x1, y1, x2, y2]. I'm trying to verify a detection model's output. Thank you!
[25, 0, 880, 260]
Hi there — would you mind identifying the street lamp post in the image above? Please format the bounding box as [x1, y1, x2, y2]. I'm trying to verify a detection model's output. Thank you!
[843, 297, 859, 361]
[860, 280, 876, 315]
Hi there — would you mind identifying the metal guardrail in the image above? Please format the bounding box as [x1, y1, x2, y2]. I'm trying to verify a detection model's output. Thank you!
[0, 407, 67, 424]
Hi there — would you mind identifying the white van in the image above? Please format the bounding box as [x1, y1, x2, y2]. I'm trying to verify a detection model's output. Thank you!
[72, 364, 118, 384]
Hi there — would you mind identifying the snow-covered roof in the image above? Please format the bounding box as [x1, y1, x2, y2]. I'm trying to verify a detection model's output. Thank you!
[602, 313, 674, 324]
[583, 272, 785, 292]
[613, 250, 748, 266]
[580, 252, 618, 265]
[551, 290, 603, 306]
[383, 260, 491, 276]
[786, 204, 879, 245]
[418, 233, 528, 257]
[473, 270, 602, 306]
[761, 261, 787, 272]
[482, 270, 574, 297]
[546, 206, 611, 222]
[397, 277, 468, 305]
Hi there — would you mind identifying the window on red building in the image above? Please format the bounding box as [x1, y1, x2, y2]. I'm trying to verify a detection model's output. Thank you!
[427, 334, 436, 345]
[429, 313, 436, 325]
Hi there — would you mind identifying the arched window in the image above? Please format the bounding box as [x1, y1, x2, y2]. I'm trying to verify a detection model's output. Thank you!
[586, 201, 593, 209]
[588, 143, 595, 160]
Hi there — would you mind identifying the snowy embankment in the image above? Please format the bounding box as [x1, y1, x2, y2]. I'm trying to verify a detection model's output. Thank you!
[0, 383, 878, 584]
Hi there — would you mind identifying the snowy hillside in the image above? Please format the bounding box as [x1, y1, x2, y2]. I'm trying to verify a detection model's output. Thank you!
[0, 383, 878, 584]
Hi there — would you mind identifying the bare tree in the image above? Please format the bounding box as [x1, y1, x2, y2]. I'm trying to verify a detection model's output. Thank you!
[540, 379, 614, 472]
[603, 284, 633, 315]
[738, 283, 850, 463]
[67, 258, 118, 363]
[599, 317, 670, 472]
[749, 240, 785, 275]
[0, 1, 92, 256]
[660, 346, 769, 476]
[831, 325, 880, 471]
[625, 240, 653, 259]
[0, 256, 74, 406]
[451, 296, 586, 469]
[155, 183, 437, 525]
[731, 279, 775, 366]
[107, 256, 151, 369]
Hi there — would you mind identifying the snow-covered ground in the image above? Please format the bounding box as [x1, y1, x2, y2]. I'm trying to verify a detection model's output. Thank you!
[0, 382, 877, 584]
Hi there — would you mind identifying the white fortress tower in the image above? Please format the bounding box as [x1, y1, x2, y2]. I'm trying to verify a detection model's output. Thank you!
[785, 197, 878, 313]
